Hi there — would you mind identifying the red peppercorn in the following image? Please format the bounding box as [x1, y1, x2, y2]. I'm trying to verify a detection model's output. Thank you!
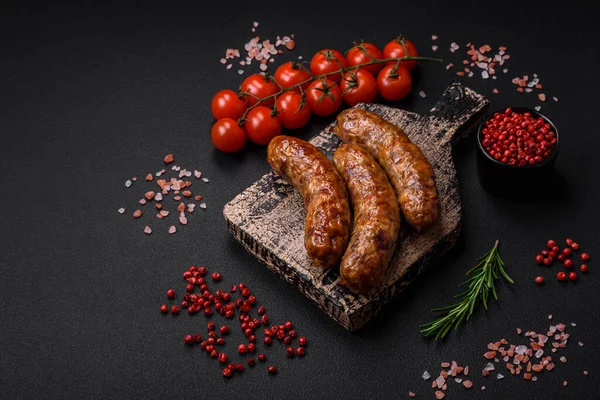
[258, 353, 266, 362]
[222, 293, 231, 301]
[184, 334, 194, 345]
[562, 248, 572, 256]
[276, 330, 285, 339]
[248, 343, 256, 353]
[244, 329, 253, 337]
[283, 336, 292, 345]
[206, 344, 215, 353]
[220, 325, 229, 335]
[208, 331, 217, 339]
[286, 347, 295, 358]
[541, 250, 549, 256]
[225, 310, 234, 319]
[557, 271, 567, 281]
[207, 338, 215, 344]
[197, 266, 207, 276]
[535, 276, 544, 285]
[247, 358, 256, 367]
[222, 367, 232, 378]
[183, 271, 192, 279]
[566, 238, 573, 246]
[207, 321, 216, 331]
[241, 288, 251, 297]
[171, 305, 180, 314]
[268, 366, 277, 374]
[569, 272, 577, 281]
[258, 306, 265, 315]
[557, 254, 565, 261]
[571, 242, 580, 250]
[230, 285, 237, 293]
[548, 251, 556, 258]
[247, 295, 257, 305]
[581, 253, 590, 261]
[543, 258, 551, 266]
[234, 364, 244, 372]
[296, 347, 306, 357]
[186, 284, 194, 293]
[248, 335, 256, 342]
[264, 337, 273, 346]
[218, 352, 228, 363]
[204, 307, 212, 316]
[564, 259, 573, 268]
[193, 334, 202, 343]
[580, 264, 588, 273]
[238, 344, 247, 354]
[284, 321, 293, 331]
[552, 246, 560, 253]
[299, 336, 308, 346]
[535, 254, 543, 264]
[160, 304, 168, 313]
[547, 240, 556, 249]
[288, 330, 297, 338]
[216, 338, 225, 345]
[212, 272, 221, 281]
[261, 314, 269, 325]
[167, 289, 175, 299]
[181, 301, 189, 308]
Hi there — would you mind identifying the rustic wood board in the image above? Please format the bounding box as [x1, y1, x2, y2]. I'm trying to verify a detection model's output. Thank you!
[223, 81, 489, 331]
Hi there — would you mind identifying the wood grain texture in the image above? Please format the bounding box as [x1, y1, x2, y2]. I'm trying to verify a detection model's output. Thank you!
[224, 82, 489, 330]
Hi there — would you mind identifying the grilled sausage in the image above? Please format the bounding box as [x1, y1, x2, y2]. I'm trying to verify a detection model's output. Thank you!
[333, 144, 400, 294]
[334, 108, 441, 230]
[267, 136, 351, 268]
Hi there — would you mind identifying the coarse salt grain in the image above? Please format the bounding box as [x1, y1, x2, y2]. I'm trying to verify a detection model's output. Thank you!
[168, 226, 176, 234]
[419, 91, 426, 98]
[118, 208, 125, 214]
[432, 45, 438, 51]
[497, 374, 504, 380]
[432, 35, 438, 40]
[579, 342, 584, 346]
[422, 371, 431, 380]
[535, 106, 541, 111]
[144, 226, 152, 235]
[202, 177, 209, 183]
[125, 180, 132, 187]
[409, 392, 416, 397]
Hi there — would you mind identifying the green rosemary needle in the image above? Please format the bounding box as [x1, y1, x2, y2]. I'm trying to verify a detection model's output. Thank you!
[420, 240, 514, 340]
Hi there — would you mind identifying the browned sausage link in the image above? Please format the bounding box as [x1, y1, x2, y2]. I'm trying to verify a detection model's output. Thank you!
[334, 108, 441, 230]
[333, 144, 401, 294]
[267, 136, 351, 268]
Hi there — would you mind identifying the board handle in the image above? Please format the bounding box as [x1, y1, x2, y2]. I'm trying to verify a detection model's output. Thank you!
[426, 81, 490, 147]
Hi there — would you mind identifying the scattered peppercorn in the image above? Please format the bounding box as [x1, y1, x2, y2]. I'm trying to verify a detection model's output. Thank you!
[569, 272, 577, 281]
[581, 253, 590, 261]
[171, 305, 180, 314]
[296, 347, 306, 357]
[563, 259, 573, 268]
[160, 304, 168, 313]
[535, 255, 543, 264]
[299, 336, 308, 346]
[258, 353, 266, 362]
[580, 264, 588, 273]
[212, 272, 221, 281]
[557, 272, 567, 281]
[184, 335, 194, 345]
[222, 367, 232, 378]
[547, 240, 556, 248]
[167, 289, 175, 299]
[286, 347, 295, 358]
[562, 248, 572, 256]
[570, 242, 579, 250]
[268, 366, 277, 374]
[535, 276, 544, 284]
[247, 358, 256, 367]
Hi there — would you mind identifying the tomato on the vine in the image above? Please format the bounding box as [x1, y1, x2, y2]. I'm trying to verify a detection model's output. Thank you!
[239, 74, 278, 107]
[346, 42, 383, 76]
[275, 92, 311, 129]
[211, 118, 247, 153]
[211, 89, 247, 120]
[306, 79, 342, 117]
[309, 49, 347, 82]
[340, 69, 377, 106]
[383, 37, 419, 71]
[244, 106, 282, 145]
[274, 62, 311, 92]
[376, 64, 412, 101]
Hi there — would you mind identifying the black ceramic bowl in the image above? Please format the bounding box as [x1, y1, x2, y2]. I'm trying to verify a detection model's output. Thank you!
[476, 107, 560, 194]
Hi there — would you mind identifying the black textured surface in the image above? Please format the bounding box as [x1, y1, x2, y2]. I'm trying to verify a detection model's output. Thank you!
[1, 1, 598, 399]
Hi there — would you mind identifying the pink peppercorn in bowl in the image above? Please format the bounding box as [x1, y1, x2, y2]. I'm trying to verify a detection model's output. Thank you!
[476, 107, 560, 194]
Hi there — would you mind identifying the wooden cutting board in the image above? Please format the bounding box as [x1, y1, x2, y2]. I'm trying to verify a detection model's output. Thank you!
[223, 81, 489, 331]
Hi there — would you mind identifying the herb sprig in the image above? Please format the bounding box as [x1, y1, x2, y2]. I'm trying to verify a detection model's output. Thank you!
[420, 240, 514, 340]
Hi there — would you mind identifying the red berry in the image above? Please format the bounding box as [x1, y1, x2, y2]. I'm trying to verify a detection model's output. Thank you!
[247, 358, 256, 367]
[216, 338, 225, 345]
[566, 238, 573, 246]
[299, 336, 308, 346]
[204, 307, 212, 316]
[543, 258, 551, 266]
[564, 259, 573, 268]
[186, 284, 194, 292]
[569, 272, 577, 281]
[535, 254, 543, 264]
[194, 334, 202, 343]
[222, 367, 232, 378]
[535, 276, 544, 284]
[283, 336, 292, 345]
[234, 363, 244, 372]
[207, 321, 216, 331]
[286, 347, 295, 358]
[258, 306, 265, 315]
[549, 251, 556, 258]
[184, 334, 194, 345]
[541, 250, 549, 256]
[198, 266, 207, 276]
[230, 285, 237, 293]
[547, 240, 556, 248]
[268, 366, 277, 374]
[189, 265, 197, 272]
[580, 264, 588, 273]
[220, 325, 230, 335]
[552, 246, 560, 253]
[284, 321, 293, 331]
[205, 344, 214, 352]
[160, 304, 168, 313]
[212, 272, 221, 281]
[557, 254, 565, 261]
[238, 344, 247, 354]
[171, 305, 180, 314]
[581, 253, 590, 261]
[296, 347, 306, 357]
[562, 248, 572, 256]
[571, 242, 580, 250]
[241, 288, 251, 297]
[557, 271, 567, 281]
[218, 352, 228, 363]
[167, 289, 175, 299]
[261, 314, 269, 325]
[258, 353, 266, 362]
[248, 343, 256, 353]
[264, 337, 273, 346]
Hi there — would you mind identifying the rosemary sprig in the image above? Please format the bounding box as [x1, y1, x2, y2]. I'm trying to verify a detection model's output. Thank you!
[420, 240, 514, 340]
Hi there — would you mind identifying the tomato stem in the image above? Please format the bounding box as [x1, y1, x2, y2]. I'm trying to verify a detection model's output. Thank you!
[237, 54, 442, 123]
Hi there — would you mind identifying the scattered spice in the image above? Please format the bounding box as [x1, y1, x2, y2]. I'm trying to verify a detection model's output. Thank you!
[535, 237, 592, 283]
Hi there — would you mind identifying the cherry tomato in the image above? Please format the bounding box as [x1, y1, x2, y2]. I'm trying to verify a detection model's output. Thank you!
[211, 89, 247, 121]
[244, 106, 282, 145]
[382, 37, 419, 71]
[376, 64, 412, 101]
[340, 69, 377, 106]
[211, 118, 247, 153]
[274, 62, 311, 92]
[346, 42, 383, 76]
[309, 49, 347, 82]
[306, 79, 342, 117]
[275, 92, 311, 129]
[239, 74, 278, 107]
